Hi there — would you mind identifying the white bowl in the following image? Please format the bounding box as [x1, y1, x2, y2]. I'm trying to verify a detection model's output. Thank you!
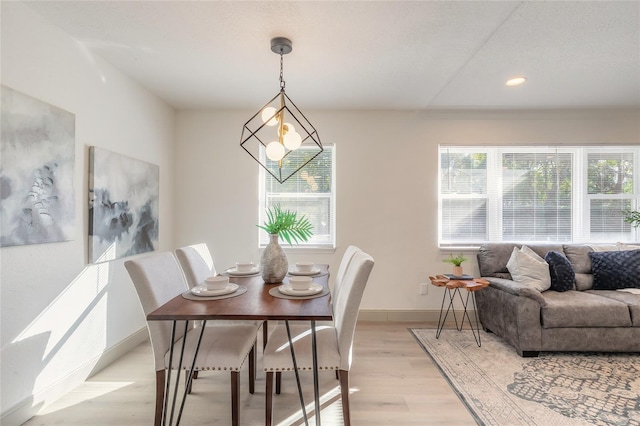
[204, 275, 229, 290]
[289, 276, 313, 291]
[235, 262, 255, 272]
[295, 262, 314, 273]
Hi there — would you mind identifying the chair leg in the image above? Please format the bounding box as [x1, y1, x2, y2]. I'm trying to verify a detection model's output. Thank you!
[275, 371, 281, 394]
[154, 370, 165, 426]
[231, 371, 240, 426]
[338, 370, 351, 426]
[265, 371, 274, 426]
[263, 320, 269, 349]
[249, 342, 256, 394]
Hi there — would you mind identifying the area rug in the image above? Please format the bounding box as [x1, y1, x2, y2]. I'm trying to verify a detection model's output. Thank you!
[410, 328, 640, 426]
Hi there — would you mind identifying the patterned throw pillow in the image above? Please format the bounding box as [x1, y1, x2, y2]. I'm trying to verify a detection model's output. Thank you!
[544, 251, 576, 292]
[589, 249, 640, 290]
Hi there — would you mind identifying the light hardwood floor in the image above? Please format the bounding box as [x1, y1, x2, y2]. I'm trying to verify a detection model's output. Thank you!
[22, 322, 476, 425]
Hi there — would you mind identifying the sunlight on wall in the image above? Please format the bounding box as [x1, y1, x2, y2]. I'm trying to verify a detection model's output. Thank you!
[11, 250, 112, 356]
[10, 244, 115, 401]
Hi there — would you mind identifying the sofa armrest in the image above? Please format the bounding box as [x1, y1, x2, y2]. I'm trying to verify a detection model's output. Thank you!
[484, 277, 546, 306]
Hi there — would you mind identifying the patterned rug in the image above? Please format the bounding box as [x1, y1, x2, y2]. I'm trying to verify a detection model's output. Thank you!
[410, 329, 640, 426]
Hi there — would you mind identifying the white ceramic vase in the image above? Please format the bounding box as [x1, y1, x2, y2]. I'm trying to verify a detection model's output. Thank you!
[261, 234, 288, 283]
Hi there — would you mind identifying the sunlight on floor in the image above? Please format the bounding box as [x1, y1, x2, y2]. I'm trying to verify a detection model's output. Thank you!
[37, 381, 134, 415]
[275, 384, 359, 426]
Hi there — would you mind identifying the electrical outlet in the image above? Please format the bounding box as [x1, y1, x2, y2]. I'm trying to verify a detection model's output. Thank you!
[420, 283, 429, 295]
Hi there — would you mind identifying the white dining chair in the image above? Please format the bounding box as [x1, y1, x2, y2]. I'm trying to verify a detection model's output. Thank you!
[332, 245, 362, 303]
[175, 243, 267, 347]
[262, 250, 375, 426]
[125, 251, 259, 426]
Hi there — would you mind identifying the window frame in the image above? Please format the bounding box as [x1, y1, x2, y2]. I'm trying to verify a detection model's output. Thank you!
[438, 145, 640, 248]
[258, 144, 336, 250]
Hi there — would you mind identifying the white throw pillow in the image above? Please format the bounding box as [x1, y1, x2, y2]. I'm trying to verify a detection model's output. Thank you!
[506, 245, 551, 292]
[616, 242, 640, 251]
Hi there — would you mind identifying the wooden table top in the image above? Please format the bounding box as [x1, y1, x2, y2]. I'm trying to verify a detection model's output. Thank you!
[147, 265, 332, 322]
[429, 275, 490, 292]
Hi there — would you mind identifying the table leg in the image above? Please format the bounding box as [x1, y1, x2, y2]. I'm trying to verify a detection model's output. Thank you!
[455, 290, 481, 347]
[285, 321, 309, 426]
[177, 321, 207, 424]
[163, 321, 177, 426]
[311, 320, 321, 426]
[470, 292, 482, 347]
[436, 288, 460, 338]
[168, 321, 189, 426]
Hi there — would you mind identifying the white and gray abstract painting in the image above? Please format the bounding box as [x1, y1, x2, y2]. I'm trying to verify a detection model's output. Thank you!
[0, 86, 76, 247]
[89, 147, 159, 263]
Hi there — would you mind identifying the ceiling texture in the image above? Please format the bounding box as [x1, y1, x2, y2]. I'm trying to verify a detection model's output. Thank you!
[24, 1, 640, 111]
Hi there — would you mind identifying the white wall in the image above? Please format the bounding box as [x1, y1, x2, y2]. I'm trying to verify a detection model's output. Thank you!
[175, 108, 639, 312]
[0, 3, 175, 423]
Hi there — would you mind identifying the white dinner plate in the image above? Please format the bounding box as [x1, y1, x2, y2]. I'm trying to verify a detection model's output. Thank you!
[191, 283, 239, 297]
[278, 283, 323, 296]
[288, 267, 321, 276]
[224, 267, 260, 276]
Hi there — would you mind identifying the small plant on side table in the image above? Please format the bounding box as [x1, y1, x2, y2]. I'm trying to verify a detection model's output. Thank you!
[443, 253, 468, 277]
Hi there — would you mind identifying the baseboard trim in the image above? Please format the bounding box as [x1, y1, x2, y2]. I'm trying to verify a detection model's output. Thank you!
[1, 327, 148, 426]
[358, 309, 476, 324]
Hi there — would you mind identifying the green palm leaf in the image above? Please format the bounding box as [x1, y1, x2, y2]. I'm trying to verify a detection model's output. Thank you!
[258, 204, 314, 245]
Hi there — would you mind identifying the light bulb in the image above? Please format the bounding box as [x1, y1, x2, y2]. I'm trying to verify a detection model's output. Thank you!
[265, 141, 285, 161]
[261, 107, 278, 126]
[283, 130, 302, 150]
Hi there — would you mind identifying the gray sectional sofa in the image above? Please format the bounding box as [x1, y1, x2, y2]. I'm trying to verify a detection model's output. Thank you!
[475, 243, 640, 357]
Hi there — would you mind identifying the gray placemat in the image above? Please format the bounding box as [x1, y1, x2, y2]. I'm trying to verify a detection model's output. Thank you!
[286, 270, 329, 278]
[181, 285, 247, 301]
[219, 270, 260, 277]
[268, 285, 330, 300]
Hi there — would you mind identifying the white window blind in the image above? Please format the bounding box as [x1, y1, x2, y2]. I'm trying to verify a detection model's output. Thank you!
[259, 145, 336, 248]
[439, 145, 639, 247]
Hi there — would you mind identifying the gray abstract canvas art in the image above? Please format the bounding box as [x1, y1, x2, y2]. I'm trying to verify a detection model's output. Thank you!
[89, 147, 159, 263]
[0, 86, 76, 247]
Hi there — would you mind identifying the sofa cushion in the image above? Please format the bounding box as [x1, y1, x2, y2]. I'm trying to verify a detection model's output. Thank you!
[585, 290, 640, 327]
[506, 246, 551, 292]
[541, 291, 632, 328]
[617, 242, 640, 251]
[545, 251, 576, 292]
[562, 244, 594, 290]
[589, 249, 640, 290]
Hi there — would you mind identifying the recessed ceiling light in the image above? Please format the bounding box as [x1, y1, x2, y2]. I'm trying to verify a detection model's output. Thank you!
[506, 76, 527, 87]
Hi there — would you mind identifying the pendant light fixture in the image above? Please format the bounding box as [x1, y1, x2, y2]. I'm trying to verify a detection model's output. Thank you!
[240, 37, 323, 184]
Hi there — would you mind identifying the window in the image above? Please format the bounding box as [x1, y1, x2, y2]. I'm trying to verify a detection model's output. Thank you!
[439, 146, 639, 247]
[259, 145, 335, 248]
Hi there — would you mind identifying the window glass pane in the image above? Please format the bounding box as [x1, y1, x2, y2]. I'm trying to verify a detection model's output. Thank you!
[590, 199, 632, 238]
[587, 153, 633, 194]
[441, 199, 487, 241]
[265, 196, 332, 245]
[440, 152, 487, 195]
[502, 152, 572, 241]
[265, 149, 332, 193]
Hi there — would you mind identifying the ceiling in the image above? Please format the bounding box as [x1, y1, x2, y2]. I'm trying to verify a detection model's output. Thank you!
[24, 1, 640, 111]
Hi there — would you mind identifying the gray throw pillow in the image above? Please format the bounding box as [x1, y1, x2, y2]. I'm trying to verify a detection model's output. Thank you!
[544, 251, 576, 292]
[589, 249, 640, 290]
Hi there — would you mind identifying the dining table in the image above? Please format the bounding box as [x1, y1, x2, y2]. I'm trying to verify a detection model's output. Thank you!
[146, 264, 332, 426]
